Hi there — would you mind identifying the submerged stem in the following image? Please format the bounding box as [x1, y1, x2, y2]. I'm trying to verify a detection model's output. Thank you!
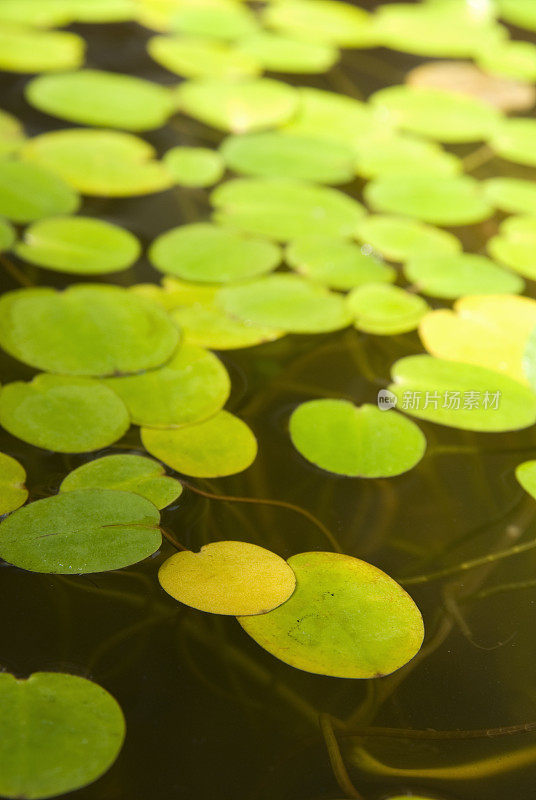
[320, 714, 365, 800]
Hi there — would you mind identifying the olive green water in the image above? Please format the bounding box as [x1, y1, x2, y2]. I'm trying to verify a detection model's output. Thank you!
[3, 10, 536, 800]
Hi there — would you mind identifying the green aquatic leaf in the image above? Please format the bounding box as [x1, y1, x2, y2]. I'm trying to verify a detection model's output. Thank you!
[523, 325, 536, 391]
[515, 460, 536, 502]
[483, 177, 536, 215]
[404, 253, 524, 299]
[21, 128, 173, 196]
[289, 400, 426, 478]
[389, 355, 536, 432]
[488, 216, 536, 279]
[0, 452, 28, 516]
[0, 672, 125, 800]
[0, 160, 79, 223]
[0, 284, 179, 376]
[0, 109, 25, 158]
[0, 24, 84, 72]
[0, 0, 137, 25]
[347, 283, 429, 335]
[498, 0, 536, 31]
[142, 410, 257, 477]
[285, 235, 395, 290]
[263, 0, 377, 47]
[149, 222, 280, 283]
[60, 454, 182, 509]
[0, 488, 161, 573]
[353, 130, 461, 179]
[177, 78, 298, 133]
[237, 31, 337, 74]
[212, 177, 365, 240]
[163, 146, 224, 187]
[148, 35, 260, 80]
[132, 277, 220, 310]
[15, 216, 140, 275]
[170, 0, 258, 39]
[26, 69, 174, 131]
[104, 342, 230, 427]
[0, 374, 130, 453]
[239, 551, 424, 678]
[490, 118, 536, 166]
[0, 219, 15, 252]
[171, 304, 284, 349]
[477, 39, 536, 81]
[219, 274, 352, 333]
[364, 174, 493, 226]
[159, 540, 296, 615]
[356, 215, 461, 262]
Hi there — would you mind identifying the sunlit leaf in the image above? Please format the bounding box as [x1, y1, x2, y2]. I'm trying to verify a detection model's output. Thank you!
[59, 0, 136, 22]
[347, 283, 429, 335]
[0, 219, 15, 252]
[239, 551, 424, 678]
[147, 36, 260, 80]
[0, 160, 79, 223]
[132, 277, 220, 310]
[0, 672, 125, 800]
[0, 452, 27, 515]
[142, 410, 257, 477]
[404, 252, 524, 299]
[0, 110, 25, 158]
[0, 24, 84, 72]
[159, 540, 296, 614]
[163, 146, 224, 187]
[483, 177, 536, 214]
[0, 0, 137, 25]
[263, 0, 377, 47]
[171, 304, 284, 349]
[487, 215, 536, 279]
[237, 31, 337, 74]
[490, 118, 536, 166]
[477, 39, 536, 83]
[523, 325, 536, 390]
[356, 214, 461, 262]
[497, 0, 536, 31]
[290, 400, 426, 478]
[353, 130, 461, 179]
[515, 460, 536, 503]
[170, 0, 258, 40]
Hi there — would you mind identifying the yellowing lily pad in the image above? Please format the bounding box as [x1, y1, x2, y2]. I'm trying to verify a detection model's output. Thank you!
[237, 31, 337, 74]
[0, 24, 84, 73]
[239, 551, 424, 678]
[170, 304, 284, 349]
[488, 215, 536, 279]
[347, 283, 429, 335]
[490, 118, 536, 166]
[0, 160, 79, 223]
[170, 0, 258, 40]
[263, 0, 377, 47]
[158, 540, 296, 615]
[163, 146, 224, 187]
[356, 215, 461, 262]
[483, 177, 536, 214]
[0, 452, 27, 515]
[404, 253, 524, 299]
[147, 36, 259, 80]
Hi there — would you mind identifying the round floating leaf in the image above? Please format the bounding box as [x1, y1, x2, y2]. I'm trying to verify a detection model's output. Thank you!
[364, 174, 493, 226]
[515, 460, 536, 502]
[142, 410, 257, 478]
[498, 0, 536, 31]
[370, 85, 501, 143]
[171, 0, 258, 40]
[353, 130, 461, 179]
[389, 355, 536, 432]
[26, 69, 174, 132]
[290, 400, 426, 478]
[212, 177, 365, 240]
[483, 177, 536, 215]
[239, 551, 424, 678]
[177, 78, 298, 133]
[263, 0, 377, 47]
[158, 540, 296, 615]
[219, 274, 352, 333]
[163, 146, 224, 187]
[0, 488, 161, 573]
[60, 454, 182, 509]
[0, 672, 125, 800]
[0, 109, 25, 158]
[477, 39, 536, 82]
[356, 215, 461, 262]
[14, 216, 140, 275]
[21, 129, 173, 197]
[523, 325, 536, 390]
[488, 215, 536, 279]
[104, 343, 230, 428]
[347, 284, 429, 335]
[0, 160, 79, 223]
[0, 452, 27, 515]
[171, 304, 284, 349]
[148, 36, 259, 80]
[285, 235, 395, 290]
[220, 132, 355, 184]
[490, 118, 536, 166]
[132, 277, 220, 311]
[237, 31, 337, 74]
[0, 24, 84, 72]
[0, 219, 15, 252]
[0, 284, 179, 376]
[149, 222, 280, 283]
[0, 374, 130, 453]
[404, 253, 524, 299]
[0, 0, 75, 27]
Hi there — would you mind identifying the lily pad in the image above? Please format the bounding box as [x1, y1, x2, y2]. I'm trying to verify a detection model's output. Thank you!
[0, 284, 179, 376]
[0, 672, 125, 800]
[488, 215, 536, 279]
[26, 69, 174, 131]
[515, 460, 536, 502]
[483, 177, 536, 215]
[60, 454, 182, 509]
[356, 215, 461, 262]
[0, 110, 25, 158]
[132, 277, 219, 310]
[490, 118, 536, 166]
[163, 146, 224, 187]
[263, 0, 377, 47]
[158, 540, 296, 615]
[347, 284, 429, 335]
[0, 374, 130, 453]
[149, 222, 280, 283]
[353, 131, 461, 179]
[289, 400, 426, 478]
[148, 36, 259, 80]
[239, 551, 424, 678]
[0, 488, 161, 573]
[170, 304, 284, 349]
[170, 0, 258, 40]
[498, 0, 536, 31]
[14, 216, 141, 275]
[0, 452, 28, 515]
[237, 31, 337, 74]
[142, 410, 257, 477]
[477, 39, 536, 82]
[523, 326, 536, 390]
[389, 355, 536, 432]
[0, 160, 79, 223]
[0, 219, 15, 252]
[404, 253, 524, 299]
[0, 24, 84, 72]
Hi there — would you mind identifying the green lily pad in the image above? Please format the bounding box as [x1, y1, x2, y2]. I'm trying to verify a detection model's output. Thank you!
[0, 374, 130, 453]
[177, 78, 298, 133]
[0, 219, 15, 252]
[356, 215, 461, 262]
[220, 132, 355, 184]
[289, 400, 426, 478]
[61, 0, 136, 22]
[0, 160, 79, 223]
[285, 235, 395, 290]
[21, 129, 173, 196]
[477, 39, 536, 81]
[515, 460, 536, 502]
[488, 216, 536, 279]
[142, 410, 257, 477]
[483, 177, 536, 215]
[147, 36, 259, 80]
[237, 31, 337, 74]
[219, 274, 352, 333]
[523, 325, 536, 390]
[404, 253, 524, 299]
[263, 0, 377, 47]
[149, 222, 280, 283]
[104, 342, 230, 427]
[0, 24, 84, 72]
[0, 488, 161, 573]
[498, 0, 536, 31]
[14, 216, 141, 275]
[133, 277, 220, 310]
[347, 283, 429, 335]
[0, 110, 25, 158]
[60, 454, 182, 509]
[364, 174, 493, 226]
[353, 130, 461, 179]
[0, 284, 179, 376]
[0, 0, 75, 27]
[0, 672, 125, 800]
[212, 177, 365, 240]
[0, 452, 28, 515]
[239, 551, 424, 678]
[170, 0, 258, 39]
[26, 69, 174, 131]
[163, 146, 224, 187]
[490, 118, 536, 166]
[389, 355, 536, 432]
[170, 304, 284, 349]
